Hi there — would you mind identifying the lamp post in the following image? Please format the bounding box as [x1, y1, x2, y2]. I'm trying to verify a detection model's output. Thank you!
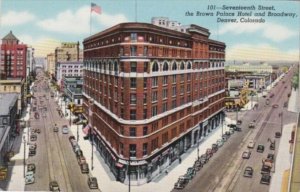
[197, 140, 200, 160]
[91, 129, 94, 170]
[23, 136, 26, 178]
[128, 151, 132, 192]
[77, 123, 79, 142]
[279, 112, 283, 134]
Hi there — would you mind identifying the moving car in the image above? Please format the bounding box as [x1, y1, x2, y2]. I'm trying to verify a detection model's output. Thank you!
[272, 104, 279, 108]
[247, 140, 255, 149]
[87, 177, 99, 189]
[237, 120, 242, 125]
[49, 180, 60, 191]
[248, 122, 255, 128]
[53, 126, 59, 132]
[257, 144, 265, 153]
[260, 174, 271, 185]
[80, 163, 89, 174]
[243, 166, 253, 178]
[25, 171, 35, 185]
[62, 125, 69, 134]
[275, 132, 281, 138]
[242, 151, 251, 159]
[174, 176, 189, 189]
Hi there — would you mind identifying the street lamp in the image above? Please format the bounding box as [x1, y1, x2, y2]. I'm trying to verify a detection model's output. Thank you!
[77, 122, 79, 142]
[279, 112, 283, 134]
[23, 136, 26, 178]
[197, 141, 200, 160]
[91, 129, 94, 171]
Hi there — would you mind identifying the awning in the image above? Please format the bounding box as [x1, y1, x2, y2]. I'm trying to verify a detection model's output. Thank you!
[82, 125, 90, 135]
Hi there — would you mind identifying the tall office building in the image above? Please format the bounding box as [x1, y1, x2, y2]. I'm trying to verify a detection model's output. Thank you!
[83, 21, 225, 185]
[0, 31, 27, 80]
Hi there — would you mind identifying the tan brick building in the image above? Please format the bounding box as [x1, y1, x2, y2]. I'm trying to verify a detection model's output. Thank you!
[83, 22, 225, 185]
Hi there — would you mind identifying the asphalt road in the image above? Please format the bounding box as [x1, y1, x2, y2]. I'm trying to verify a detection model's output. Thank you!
[173, 66, 297, 192]
[25, 70, 96, 192]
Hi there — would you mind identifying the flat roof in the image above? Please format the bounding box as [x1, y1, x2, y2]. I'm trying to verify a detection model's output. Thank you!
[0, 93, 19, 116]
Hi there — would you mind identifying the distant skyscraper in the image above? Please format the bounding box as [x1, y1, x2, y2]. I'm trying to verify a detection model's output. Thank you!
[0, 31, 27, 80]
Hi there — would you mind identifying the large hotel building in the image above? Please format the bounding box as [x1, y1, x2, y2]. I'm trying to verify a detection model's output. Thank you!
[82, 18, 225, 185]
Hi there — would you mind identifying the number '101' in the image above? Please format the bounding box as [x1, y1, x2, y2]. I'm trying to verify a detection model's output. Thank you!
[207, 5, 216, 10]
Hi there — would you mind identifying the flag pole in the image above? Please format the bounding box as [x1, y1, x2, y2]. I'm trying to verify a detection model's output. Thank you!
[90, 3, 92, 35]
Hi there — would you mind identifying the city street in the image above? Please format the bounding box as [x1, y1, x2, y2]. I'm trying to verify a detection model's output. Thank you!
[174, 67, 297, 192]
[25, 70, 97, 192]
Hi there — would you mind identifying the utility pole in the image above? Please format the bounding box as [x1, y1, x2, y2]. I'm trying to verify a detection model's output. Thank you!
[23, 136, 26, 178]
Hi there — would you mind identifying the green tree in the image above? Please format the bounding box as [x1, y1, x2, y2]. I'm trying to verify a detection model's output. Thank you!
[292, 72, 299, 90]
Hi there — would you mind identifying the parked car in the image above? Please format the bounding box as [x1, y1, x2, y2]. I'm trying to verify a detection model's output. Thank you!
[261, 161, 272, 174]
[80, 163, 89, 174]
[243, 166, 253, 178]
[234, 126, 242, 132]
[228, 124, 237, 128]
[77, 156, 86, 165]
[270, 142, 275, 150]
[206, 148, 213, 158]
[49, 180, 60, 191]
[242, 151, 251, 159]
[184, 167, 196, 180]
[29, 149, 36, 156]
[211, 144, 218, 153]
[225, 131, 231, 136]
[87, 177, 99, 189]
[62, 125, 69, 134]
[69, 136, 76, 142]
[275, 132, 281, 138]
[257, 144, 265, 153]
[267, 153, 275, 163]
[217, 139, 224, 147]
[25, 171, 35, 184]
[27, 163, 36, 173]
[200, 154, 209, 164]
[237, 120, 242, 125]
[248, 122, 255, 128]
[174, 176, 189, 189]
[260, 174, 271, 185]
[229, 128, 234, 135]
[222, 134, 228, 142]
[247, 140, 255, 149]
[193, 160, 203, 171]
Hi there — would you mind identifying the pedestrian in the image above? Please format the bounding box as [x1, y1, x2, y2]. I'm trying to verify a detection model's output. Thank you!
[179, 156, 182, 164]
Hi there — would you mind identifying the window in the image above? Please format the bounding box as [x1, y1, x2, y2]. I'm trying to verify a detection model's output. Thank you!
[130, 127, 136, 136]
[163, 76, 168, 85]
[172, 62, 177, 70]
[152, 77, 158, 87]
[143, 46, 148, 56]
[172, 100, 177, 109]
[130, 62, 137, 72]
[120, 47, 124, 56]
[144, 62, 148, 72]
[143, 109, 147, 119]
[152, 91, 157, 102]
[171, 127, 177, 139]
[13, 86, 16, 91]
[187, 62, 192, 69]
[180, 97, 185, 105]
[130, 109, 136, 120]
[120, 143, 124, 155]
[130, 46, 137, 56]
[120, 108, 124, 118]
[129, 144, 136, 157]
[162, 102, 168, 112]
[180, 85, 184, 94]
[143, 126, 148, 135]
[163, 62, 168, 71]
[180, 62, 185, 70]
[143, 93, 147, 103]
[130, 94, 137, 104]
[152, 62, 159, 72]
[131, 33, 137, 41]
[172, 86, 176, 96]
[143, 143, 148, 156]
[162, 132, 168, 144]
[180, 74, 184, 82]
[172, 75, 176, 83]
[162, 89, 168, 99]
[143, 78, 147, 88]
[151, 137, 158, 151]
[130, 78, 136, 88]
[187, 74, 191, 81]
[152, 106, 157, 116]
[187, 84, 191, 92]
[120, 126, 124, 135]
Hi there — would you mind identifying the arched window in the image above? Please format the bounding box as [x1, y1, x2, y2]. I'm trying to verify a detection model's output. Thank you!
[114, 61, 118, 71]
[180, 62, 185, 70]
[152, 62, 159, 72]
[99, 62, 102, 71]
[163, 62, 168, 71]
[103, 62, 107, 70]
[109, 61, 113, 71]
[172, 62, 177, 70]
[187, 62, 192, 69]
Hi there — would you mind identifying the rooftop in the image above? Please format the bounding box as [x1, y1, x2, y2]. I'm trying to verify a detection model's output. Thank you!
[2, 30, 19, 41]
[0, 93, 18, 116]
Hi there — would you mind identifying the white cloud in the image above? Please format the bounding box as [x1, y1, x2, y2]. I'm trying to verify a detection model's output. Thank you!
[37, 6, 128, 35]
[1, 11, 35, 26]
[219, 22, 296, 42]
[226, 43, 299, 61]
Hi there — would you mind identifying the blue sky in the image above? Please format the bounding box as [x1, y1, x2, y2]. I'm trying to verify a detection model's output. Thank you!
[0, 0, 299, 61]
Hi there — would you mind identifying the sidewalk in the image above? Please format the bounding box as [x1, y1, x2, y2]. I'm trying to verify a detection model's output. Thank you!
[65, 110, 235, 192]
[2, 104, 32, 191]
[269, 88, 298, 192]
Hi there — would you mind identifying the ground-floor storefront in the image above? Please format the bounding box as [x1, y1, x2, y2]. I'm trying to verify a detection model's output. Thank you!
[87, 110, 225, 186]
